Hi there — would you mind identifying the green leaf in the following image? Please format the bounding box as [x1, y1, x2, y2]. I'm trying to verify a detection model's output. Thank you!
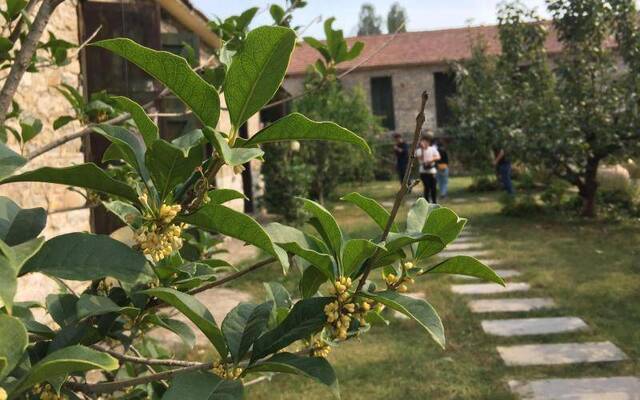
[300, 199, 343, 259]
[406, 198, 439, 233]
[300, 266, 328, 298]
[53, 115, 75, 130]
[141, 287, 228, 358]
[224, 26, 296, 129]
[93, 124, 149, 181]
[207, 188, 246, 205]
[303, 37, 331, 62]
[0, 163, 138, 202]
[244, 113, 371, 154]
[93, 38, 219, 127]
[11, 345, 118, 396]
[179, 204, 288, 272]
[417, 208, 467, 259]
[264, 282, 292, 311]
[46, 293, 79, 327]
[76, 294, 137, 320]
[171, 129, 205, 153]
[144, 314, 196, 348]
[341, 192, 396, 232]
[251, 297, 332, 362]
[22, 233, 153, 284]
[246, 353, 339, 398]
[421, 256, 505, 285]
[222, 302, 272, 364]
[0, 141, 26, 180]
[113, 96, 159, 147]
[103, 200, 143, 229]
[363, 291, 444, 348]
[205, 128, 264, 166]
[0, 238, 44, 313]
[146, 139, 203, 201]
[384, 232, 443, 254]
[341, 239, 380, 278]
[0, 196, 46, 246]
[19, 117, 43, 143]
[163, 371, 243, 400]
[6, 0, 27, 20]
[0, 314, 27, 380]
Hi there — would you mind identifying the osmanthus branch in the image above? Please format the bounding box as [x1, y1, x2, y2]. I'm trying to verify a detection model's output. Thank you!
[90, 345, 205, 367]
[0, 0, 67, 127]
[66, 363, 214, 394]
[221, 21, 407, 112]
[355, 91, 429, 293]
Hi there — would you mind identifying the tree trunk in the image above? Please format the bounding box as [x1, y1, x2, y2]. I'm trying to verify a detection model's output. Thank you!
[579, 157, 600, 218]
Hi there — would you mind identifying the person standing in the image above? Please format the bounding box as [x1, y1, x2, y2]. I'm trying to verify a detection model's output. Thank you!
[493, 146, 514, 195]
[435, 139, 449, 199]
[416, 133, 440, 203]
[392, 132, 409, 183]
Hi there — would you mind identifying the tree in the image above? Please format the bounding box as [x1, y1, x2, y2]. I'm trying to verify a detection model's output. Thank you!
[450, 0, 640, 217]
[387, 2, 408, 33]
[0, 2, 501, 399]
[357, 3, 383, 36]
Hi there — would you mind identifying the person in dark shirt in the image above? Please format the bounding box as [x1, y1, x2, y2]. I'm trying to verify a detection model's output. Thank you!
[493, 146, 514, 195]
[435, 139, 449, 199]
[392, 132, 409, 183]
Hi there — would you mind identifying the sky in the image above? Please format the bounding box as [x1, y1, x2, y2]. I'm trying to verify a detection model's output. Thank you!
[192, 0, 550, 39]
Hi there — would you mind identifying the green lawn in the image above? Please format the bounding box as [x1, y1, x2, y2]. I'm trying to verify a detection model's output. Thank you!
[229, 178, 640, 399]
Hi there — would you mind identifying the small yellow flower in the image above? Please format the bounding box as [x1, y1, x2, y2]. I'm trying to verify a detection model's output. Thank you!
[404, 261, 415, 269]
[0, 388, 7, 400]
[398, 284, 408, 293]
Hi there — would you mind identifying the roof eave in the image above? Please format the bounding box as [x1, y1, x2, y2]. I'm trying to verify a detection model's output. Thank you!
[157, 0, 220, 49]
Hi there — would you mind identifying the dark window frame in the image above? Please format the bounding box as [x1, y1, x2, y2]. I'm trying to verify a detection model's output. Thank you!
[370, 76, 396, 131]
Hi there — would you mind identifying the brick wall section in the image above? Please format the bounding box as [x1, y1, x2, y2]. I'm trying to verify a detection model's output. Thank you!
[283, 64, 445, 136]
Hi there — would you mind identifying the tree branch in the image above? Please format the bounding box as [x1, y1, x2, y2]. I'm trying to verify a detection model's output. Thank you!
[90, 345, 205, 368]
[0, 0, 66, 127]
[66, 363, 213, 394]
[355, 91, 429, 292]
[188, 256, 277, 296]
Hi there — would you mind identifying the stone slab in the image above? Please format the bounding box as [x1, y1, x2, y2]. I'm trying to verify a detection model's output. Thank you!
[441, 249, 493, 258]
[451, 282, 530, 295]
[468, 298, 556, 313]
[497, 342, 628, 366]
[455, 269, 521, 280]
[482, 317, 588, 337]
[509, 377, 640, 400]
[452, 236, 476, 243]
[446, 242, 485, 251]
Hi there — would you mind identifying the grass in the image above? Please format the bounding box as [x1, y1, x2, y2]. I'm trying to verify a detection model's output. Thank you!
[226, 178, 640, 399]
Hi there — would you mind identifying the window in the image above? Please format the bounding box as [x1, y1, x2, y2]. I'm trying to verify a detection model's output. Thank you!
[434, 71, 457, 127]
[370, 76, 395, 130]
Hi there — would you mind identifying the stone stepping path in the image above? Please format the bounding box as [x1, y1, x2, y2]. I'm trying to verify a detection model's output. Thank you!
[481, 317, 588, 337]
[468, 298, 556, 313]
[445, 228, 632, 399]
[451, 282, 530, 295]
[446, 242, 485, 251]
[509, 377, 640, 400]
[455, 268, 521, 281]
[440, 249, 493, 258]
[496, 341, 627, 366]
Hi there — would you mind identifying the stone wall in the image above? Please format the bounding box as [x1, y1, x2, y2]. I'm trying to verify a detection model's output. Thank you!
[284, 63, 446, 136]
[0, 1, 88, 239]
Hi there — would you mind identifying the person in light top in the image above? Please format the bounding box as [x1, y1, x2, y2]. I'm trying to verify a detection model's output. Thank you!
[415, 132, 440, 203]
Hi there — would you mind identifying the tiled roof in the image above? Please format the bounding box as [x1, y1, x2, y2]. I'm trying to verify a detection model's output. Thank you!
[287, 23, 564, 76]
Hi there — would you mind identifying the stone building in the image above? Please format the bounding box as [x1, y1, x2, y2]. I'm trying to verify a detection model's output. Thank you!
[1, 0, 261, 239]
[284, 24, 563, 135]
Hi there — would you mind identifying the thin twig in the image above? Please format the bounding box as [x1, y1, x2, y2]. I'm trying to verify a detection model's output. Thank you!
[0, 0, 66, 127]
[66, 363, 213, 394]
[129, 345, 169, 388]
[91, 345, 204, 368]
[7, 0, 41, 45]
[355, 91, 429, 293]
[187, 257, 277, 296]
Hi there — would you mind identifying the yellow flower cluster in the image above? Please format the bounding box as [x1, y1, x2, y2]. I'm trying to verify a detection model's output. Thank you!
[0, 388, 6, 400]
[212, 362, 243, 380]
[324, 277, 373, 341]
[135, 201, 185, 262]
[311, 338, 332, 358]
[384, 261, 416, 293]
[32, 384, 60, 400]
